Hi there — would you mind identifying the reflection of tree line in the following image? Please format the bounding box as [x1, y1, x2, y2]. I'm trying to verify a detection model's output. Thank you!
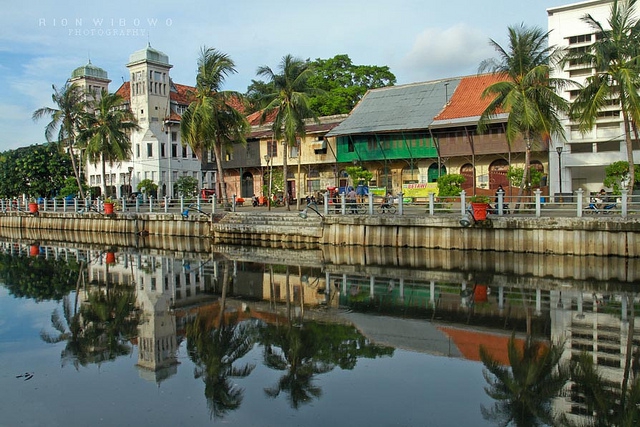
[185, 261, 394, 418]
[480, 293, 640, 426]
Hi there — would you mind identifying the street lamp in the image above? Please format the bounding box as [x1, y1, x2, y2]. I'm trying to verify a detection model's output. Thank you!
[556, 146, 563, 196]
[128, 166, 133, 196]
[264, 154, 272, 211]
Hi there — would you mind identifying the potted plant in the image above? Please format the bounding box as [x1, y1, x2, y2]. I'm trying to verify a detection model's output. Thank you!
[28, 199, 39, 214]
[469, 195, 490, 221]
[103, 198, 115, 215]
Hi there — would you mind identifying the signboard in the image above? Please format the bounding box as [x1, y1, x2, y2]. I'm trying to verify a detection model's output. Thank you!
[402, 182, 439, 197]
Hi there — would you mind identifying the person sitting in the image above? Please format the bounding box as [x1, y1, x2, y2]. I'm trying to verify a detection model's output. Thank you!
[595, 189, 607, 210]
[380, 192, 393, 211]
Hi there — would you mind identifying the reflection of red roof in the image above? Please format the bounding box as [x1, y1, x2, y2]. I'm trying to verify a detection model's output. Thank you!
[437, 326, 525, 365]
[433, 73, 507, 121]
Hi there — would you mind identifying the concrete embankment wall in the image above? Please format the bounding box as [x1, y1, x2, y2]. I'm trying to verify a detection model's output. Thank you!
[0, 212, 212, 239]
[2, 211, 640, 257]
[214, 213, 640, 257]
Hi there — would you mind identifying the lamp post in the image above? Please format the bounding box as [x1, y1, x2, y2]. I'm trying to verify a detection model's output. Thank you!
[264, 154, 272, 211]
[128, 166, 133, 196]
[556, 146, 563, 196]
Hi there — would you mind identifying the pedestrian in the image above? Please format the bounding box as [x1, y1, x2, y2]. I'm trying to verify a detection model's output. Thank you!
[347, 186, 357, 213]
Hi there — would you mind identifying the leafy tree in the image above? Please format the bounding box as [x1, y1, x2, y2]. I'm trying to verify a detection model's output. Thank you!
[58, 176, 89, 199]
[137, 179, 158, 198]
[565, 0, 640, 191]
[256, 55, 318, 210]
[479, 24, 570, 207]
[78, 90, 138, 198]
[246, 55, 396, 116]
[507, 166, 544, 189]
[174, 176, 198, 198]
[0, 144, 74, 198]
[480, 334, 569, 426]
[32, 82, 87, 199]
[181, 46, 249, 204]
[604, 162, 640, 195]
[345, 166, 373, 186]
[307, 54, 396, 115]
[436, 174, 465, 197]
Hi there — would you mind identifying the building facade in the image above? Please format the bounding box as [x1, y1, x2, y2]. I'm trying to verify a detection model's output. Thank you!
[548, 0, 640, 195]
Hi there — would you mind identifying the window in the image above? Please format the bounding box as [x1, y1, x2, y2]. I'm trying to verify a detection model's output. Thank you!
[171, 144, 177, 158]
[147, 143, 153, 158]
[348, 139, 355, 153]
[182, 146, 187, 158]
[136, 144, 140, 158]
[568, 34, 592, 44]
[171, 131, 177, 142]
[368, 136, 377, 151]
[267, 140, 278, 158]
[161, 143, 166, 158]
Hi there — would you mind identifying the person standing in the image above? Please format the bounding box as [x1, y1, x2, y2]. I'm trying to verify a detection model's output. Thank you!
[346, 186, 357, 213]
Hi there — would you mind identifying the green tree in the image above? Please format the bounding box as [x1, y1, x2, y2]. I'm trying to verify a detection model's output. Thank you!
[256, 55, 318, 210]
[136, 178, 158, 198]
[345, 166, 373, 186]
[307, 54, 396, 115]
[32, 82, 87, 199]
[566, 0, 640, 191]
[181, 46, 249, 205]
[604, 161, 640, 194]
[174, 176, 198, 198]
[479, 24, 570, 207]
[480, 334, 569, 426]
[436, 174, 465, 197]
[507, 166, 544, 189]
[79, 90, 138, 198]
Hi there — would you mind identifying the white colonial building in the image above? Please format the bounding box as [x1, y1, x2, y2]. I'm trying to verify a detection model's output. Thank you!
[72, 44, 214, 199]
[548, 0, 640, 195]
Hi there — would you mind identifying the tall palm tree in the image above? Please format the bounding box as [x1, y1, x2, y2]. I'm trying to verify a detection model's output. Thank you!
[32, 82, 87, 199]
[480, 334, 569, 426]
[78, 90, 138, 198]
[566, 0, 640, 192]
[479, 24, 570, 207]
[181, 46, 249, 205]
[256, 55, 318, 210]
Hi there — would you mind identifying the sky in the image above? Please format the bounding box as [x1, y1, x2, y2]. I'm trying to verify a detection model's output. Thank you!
[0, 0, 574, 152]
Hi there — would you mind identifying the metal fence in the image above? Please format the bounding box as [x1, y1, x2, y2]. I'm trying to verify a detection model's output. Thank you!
[2, 188, 639, 218]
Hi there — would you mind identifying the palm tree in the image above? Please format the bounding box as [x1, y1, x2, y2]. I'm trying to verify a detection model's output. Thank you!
[256, 55, 318, 210]
[566, 0, 640, 192]
[32, 82, 87, 199]
[480, 334, 569, 426]
[479, 24, 570, 207]
[180, 46, 249, 205]
[78, 90, 138, 198]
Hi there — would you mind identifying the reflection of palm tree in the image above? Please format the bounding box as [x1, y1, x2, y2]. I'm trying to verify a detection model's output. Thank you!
[262, 324, 331, 408]
[186, 272, 256, 420]
[480, 334, 568, 426]
[41, 271, 140, 368]
[40, 295, 89, 369]
[568, 293, 640, 426]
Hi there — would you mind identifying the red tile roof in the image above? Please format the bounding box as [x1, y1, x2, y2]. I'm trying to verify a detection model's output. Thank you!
[433, 73, 507, 121]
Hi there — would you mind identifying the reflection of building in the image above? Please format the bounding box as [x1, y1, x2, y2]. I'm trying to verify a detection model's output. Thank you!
[551, 290, 640, 422]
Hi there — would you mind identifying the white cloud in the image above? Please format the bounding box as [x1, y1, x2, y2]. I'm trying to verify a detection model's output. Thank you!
[399, 24, 495, 83]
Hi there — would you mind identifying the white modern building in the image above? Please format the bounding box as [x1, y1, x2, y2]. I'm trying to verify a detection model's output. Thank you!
[548, 0, 640, 196]
[72, 44, 213, 199]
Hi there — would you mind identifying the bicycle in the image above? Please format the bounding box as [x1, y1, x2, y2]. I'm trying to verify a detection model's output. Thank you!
[377, 203, 397, 214]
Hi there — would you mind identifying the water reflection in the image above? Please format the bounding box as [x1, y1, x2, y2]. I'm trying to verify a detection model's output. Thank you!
[2, 234, 640, 425]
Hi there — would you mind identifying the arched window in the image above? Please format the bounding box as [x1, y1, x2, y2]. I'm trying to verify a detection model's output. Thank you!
[428, 163, 446, 182]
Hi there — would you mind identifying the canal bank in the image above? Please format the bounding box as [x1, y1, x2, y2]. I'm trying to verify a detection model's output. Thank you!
[1, 211, 639, 257]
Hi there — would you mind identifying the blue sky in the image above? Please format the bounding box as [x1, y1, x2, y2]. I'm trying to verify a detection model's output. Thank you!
[1, 0, 573, 151]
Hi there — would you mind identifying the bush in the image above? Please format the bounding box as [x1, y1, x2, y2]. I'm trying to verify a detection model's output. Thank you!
[436, 174, 465, 197]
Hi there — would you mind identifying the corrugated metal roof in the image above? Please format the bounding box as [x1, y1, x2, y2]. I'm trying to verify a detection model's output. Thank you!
[325, 78, 461, 137]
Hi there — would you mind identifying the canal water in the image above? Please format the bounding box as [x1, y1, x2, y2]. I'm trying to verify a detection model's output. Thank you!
[1, 237, 638, 426]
